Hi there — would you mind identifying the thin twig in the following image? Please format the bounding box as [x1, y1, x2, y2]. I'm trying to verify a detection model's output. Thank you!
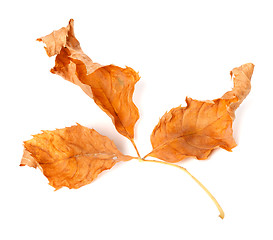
[130, 139, 141, 159]
[137, 157, 225, 219]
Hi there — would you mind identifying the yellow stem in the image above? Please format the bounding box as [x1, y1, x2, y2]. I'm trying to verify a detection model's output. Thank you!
[137, 158, 225, 219]
[130, 139, 141, 159]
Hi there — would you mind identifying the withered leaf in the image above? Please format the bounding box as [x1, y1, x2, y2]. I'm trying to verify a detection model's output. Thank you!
[148, 98, 237, 162]
[147, 63, 254, 163]
[223, 63, 254, 118]
[37, 19, 140, 141]
[20, 124, 132, 190]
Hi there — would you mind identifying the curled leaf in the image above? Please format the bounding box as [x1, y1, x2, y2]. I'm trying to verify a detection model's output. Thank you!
[21, 124, 132, 190]
[223, 63, 254, 118]
[20, 149, 39, 169]
[147, 63, 254, 163]
[38, 19, 140, 142]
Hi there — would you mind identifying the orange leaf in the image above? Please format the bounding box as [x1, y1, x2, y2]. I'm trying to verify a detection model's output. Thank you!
[37, 19, 140, 142]
[20, 124, 132, 190]
[147, 63, 254, 163]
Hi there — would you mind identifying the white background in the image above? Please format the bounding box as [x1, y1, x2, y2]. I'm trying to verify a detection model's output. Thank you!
[1, 0, 273, 239]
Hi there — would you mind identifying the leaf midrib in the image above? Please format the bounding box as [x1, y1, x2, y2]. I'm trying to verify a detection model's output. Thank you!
[150, 111, 230, 154]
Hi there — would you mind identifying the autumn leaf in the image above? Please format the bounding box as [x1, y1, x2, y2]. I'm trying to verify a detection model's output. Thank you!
[146, 63, 254, 163]
[37, 19, 140, 152]
[20, 124, 132, 190]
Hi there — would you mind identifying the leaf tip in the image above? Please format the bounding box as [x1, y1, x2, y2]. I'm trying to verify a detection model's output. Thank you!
[185, 96, 192, 105]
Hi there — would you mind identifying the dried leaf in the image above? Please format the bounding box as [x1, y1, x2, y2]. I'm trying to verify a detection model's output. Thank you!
[38, 19, 140, 141]
[148, 98, 237, 162]
[147, 63, 254, 163]
[21, 124, 132, 190]
[223, 63, 254, 118]
[20, 149, 39, 169]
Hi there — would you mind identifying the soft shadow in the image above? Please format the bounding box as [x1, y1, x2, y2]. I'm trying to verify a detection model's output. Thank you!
[232, 101, 252, 144]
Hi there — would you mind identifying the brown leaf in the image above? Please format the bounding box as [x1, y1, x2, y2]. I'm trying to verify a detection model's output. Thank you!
[148, 98, 237, 162]
[147, 63, 254, 163]
[38, 19, 140, 141]
[21, 124, 132, 190]
[20, 149, 39, 169]
[223, 63, 254, 118]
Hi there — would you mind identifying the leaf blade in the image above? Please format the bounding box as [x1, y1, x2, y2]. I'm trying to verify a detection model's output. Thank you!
[147, 63, 254, 163]
[38, 19, 140, 140]
[21, 124, 132, 190]
[71, 60, 140, 139]
[148, 98, 237, 162]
